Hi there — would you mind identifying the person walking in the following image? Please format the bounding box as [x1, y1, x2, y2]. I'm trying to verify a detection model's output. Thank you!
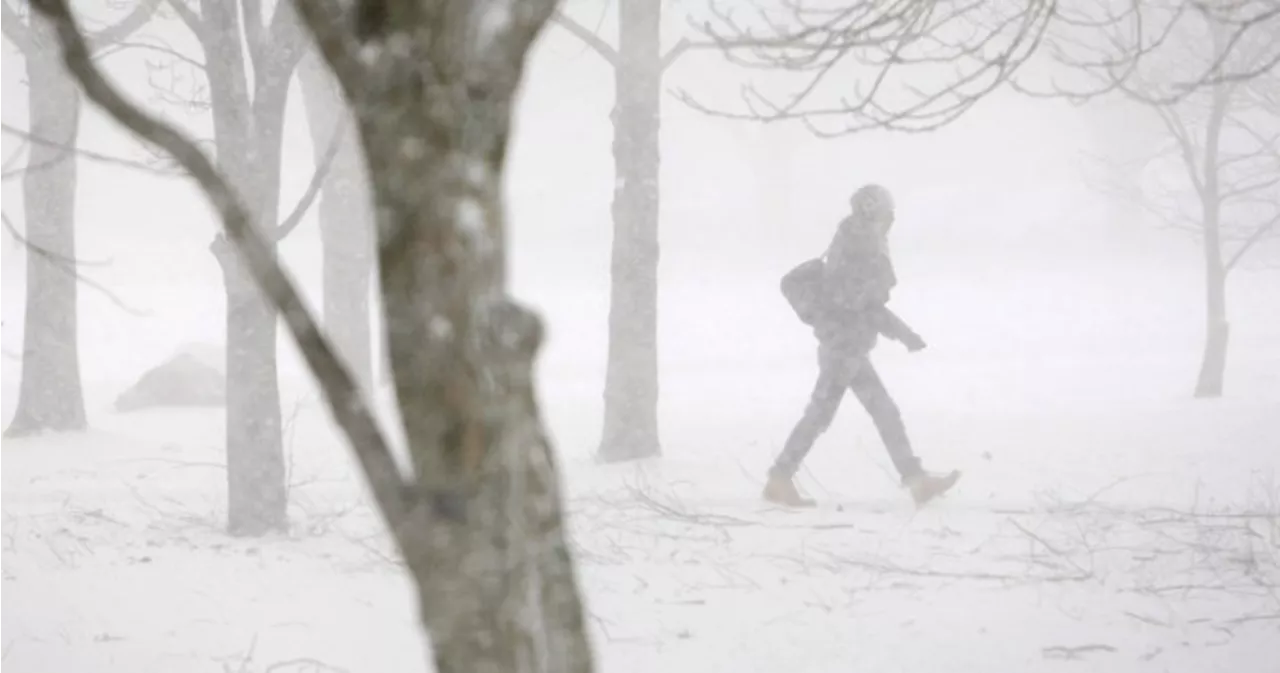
[766, 184, 960, 507]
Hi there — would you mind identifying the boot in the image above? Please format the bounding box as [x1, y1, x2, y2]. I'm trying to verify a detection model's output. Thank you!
[904, 469, 961, 506]
[762, 474, 817, 508]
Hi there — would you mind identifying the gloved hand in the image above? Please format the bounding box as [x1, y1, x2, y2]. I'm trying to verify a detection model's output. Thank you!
[902, 332, 927, 352]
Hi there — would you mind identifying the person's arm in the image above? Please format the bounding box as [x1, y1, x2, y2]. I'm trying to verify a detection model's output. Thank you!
[869, 305, 926, 351]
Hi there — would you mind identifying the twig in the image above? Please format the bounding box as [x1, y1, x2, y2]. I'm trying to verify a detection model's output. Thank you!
[265, 658, 351, 673]
[3, 138, 29, 174]
[1042, 643, 1118, 660]
[551, 10, 618, 66]
[2, 122, 187, 179]
[1124, 610, 1171, 627]
[2, 210, 152, 317]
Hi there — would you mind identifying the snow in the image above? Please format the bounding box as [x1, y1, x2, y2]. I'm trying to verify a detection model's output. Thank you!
[4, 17, 1279, 673]
[428, 315, 454, 340]
[474, 4, 514, 54]
[399, 138, 426, 161]
[455, 198, 488, 248]
[358, 44, 383, 67]
[3, 294, 1277, 671]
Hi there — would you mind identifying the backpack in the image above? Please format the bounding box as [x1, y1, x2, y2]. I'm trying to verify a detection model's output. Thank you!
[780, 257, 828, 325]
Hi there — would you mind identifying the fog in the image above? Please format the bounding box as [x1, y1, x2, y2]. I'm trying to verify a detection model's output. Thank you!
[3, 3, 1278, 672]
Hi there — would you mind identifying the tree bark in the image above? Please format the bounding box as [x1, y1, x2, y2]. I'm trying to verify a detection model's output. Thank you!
[5, 47, 88, 437]
[297, 2, 597, 669]
[216, 116, 288, 536]
[297, 52, 374, 394]
[201, 1, 296, 535]
[599, 0, 663, 462]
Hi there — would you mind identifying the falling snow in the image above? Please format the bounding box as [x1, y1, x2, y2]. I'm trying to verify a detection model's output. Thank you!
[3, 2, 1278, 673]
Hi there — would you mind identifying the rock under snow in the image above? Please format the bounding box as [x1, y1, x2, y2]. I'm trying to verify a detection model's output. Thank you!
[114, 344, 226, 413]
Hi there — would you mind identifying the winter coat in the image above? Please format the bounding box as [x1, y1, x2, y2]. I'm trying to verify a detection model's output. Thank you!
[814, 213, 915, 355]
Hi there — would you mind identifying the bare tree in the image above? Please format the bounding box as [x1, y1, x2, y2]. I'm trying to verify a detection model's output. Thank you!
[2, 0, 161, 437]
[297, 50, 376, 394]
[1099, 12, 1279, 397]
[553, 2, 705, 462]
[673, 0, 1277, 399]
[32, 0, 595, 670]
[161, 0, 313, 535]
[676, 0, 1279, 134]
[677, 0, 1056, 133]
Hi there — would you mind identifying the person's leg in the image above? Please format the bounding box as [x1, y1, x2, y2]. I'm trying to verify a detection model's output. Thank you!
[849, 359, 961, 504]
[763, 345, 857, 506]
[768, 345, 853, 481]
[847, 360, 923, 479]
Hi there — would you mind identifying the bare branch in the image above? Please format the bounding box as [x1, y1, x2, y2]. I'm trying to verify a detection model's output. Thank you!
[1218, 173, 1280, 201]
[661, 36, 690, 71]
[271, 118, 345, 241]
[682, 0, 1280, 135]
[1232, 113, 1280, 164]
[94, 37, 206, 70]
[684, 0, 1058, 134]
[6, 150, 80, 180]
[1, 208, 109, 266]
[266, 0, 305, 59]
[1084, 8, 1280, 280]
[2, 0, 35, 53]
[2, 137, 28, 174]
[240, 0, 267, 69]
[142, 53, 212, 114]
[28, 0, 411, 522]
[2, 121, 187, 179]
[660, 36, 719, 72]
[163, 0, 203, 39]
[84, 0, 163, 51]
[263, 1, 310, 84]
[1225, 211, 1280, 271]
[552, 10, 618, 67]
[2, 210, 150, 316]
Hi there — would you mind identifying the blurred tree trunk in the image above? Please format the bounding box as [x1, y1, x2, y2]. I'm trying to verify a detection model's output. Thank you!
[298, 52, 374, 394]
[599, 0, 663, 462]
[296, 2, 597, 670]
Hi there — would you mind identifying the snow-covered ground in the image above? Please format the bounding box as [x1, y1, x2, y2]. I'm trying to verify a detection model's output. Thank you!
[4, 263, 1278, 672]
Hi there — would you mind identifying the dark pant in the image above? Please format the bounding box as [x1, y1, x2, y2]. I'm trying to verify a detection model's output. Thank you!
[770, 343, 922, 481]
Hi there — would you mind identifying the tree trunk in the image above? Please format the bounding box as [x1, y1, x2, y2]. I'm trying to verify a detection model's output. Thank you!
[217, 241, 287, 534]
[207, 46, 291, 535]
[1193, 76, 1231, 399]
[5, 51, 88, 437]
[301, 4, 595, 667]
[599, 0, 662, 463]
[218, 169, 287, 534]
[297, 53, 374, 394]
[367, 118, 596, 673]
[1194, 260, 1229, 398]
